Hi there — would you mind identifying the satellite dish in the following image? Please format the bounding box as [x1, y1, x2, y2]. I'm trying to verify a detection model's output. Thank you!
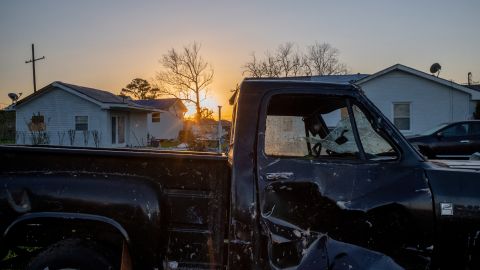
[8, 93, 18, 102]
[7, 92, 22, 104]
[430, 63, 442, 77]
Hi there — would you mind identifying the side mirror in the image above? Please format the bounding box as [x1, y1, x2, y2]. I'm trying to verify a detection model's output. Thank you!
[436, 132, 443, 138]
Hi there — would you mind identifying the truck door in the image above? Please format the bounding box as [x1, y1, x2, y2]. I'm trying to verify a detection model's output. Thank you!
[255, 92, 434, 269]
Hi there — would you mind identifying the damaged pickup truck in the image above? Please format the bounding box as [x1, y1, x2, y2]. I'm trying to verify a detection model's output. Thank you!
[1, 80, 480, 269]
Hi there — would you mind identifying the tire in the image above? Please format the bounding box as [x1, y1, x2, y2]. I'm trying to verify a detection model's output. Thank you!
[27, 239, 115, 270]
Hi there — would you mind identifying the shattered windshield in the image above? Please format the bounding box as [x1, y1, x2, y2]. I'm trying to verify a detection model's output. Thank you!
[317, 113, 358, 155]
[352, 105, 397, 160]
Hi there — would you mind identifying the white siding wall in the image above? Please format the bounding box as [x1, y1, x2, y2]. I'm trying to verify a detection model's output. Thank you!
[146, 110, 183, 140]
[360, 70, 471, 135]
[15, 87, 109, 147]
[129, 112, 148, 147]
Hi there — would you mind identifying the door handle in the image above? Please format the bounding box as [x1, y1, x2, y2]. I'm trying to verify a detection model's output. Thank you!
[460, 140, 470, 143]
[265, 172, 294, 181]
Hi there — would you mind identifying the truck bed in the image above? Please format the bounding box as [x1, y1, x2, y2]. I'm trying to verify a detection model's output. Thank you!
[0, 145, 230, 268]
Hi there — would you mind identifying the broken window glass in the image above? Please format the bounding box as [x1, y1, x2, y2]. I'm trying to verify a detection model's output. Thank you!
[352, 105, 398, 160]
[265, 115, 309, 156]
[264, 94, 360, 159]
[317, 111, 359, 156]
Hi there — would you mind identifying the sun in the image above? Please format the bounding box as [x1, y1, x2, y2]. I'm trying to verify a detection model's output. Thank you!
[184, 93, 220, 119]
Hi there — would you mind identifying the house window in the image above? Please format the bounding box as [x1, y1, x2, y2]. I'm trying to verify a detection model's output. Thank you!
[393, 103, 410, 131]
[152, 112, 161, 123]
[75, 116, 88, 131]
[29, 113, 45, 131]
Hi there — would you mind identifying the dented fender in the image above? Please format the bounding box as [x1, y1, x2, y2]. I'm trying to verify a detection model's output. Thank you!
[257, 153, 434, 269]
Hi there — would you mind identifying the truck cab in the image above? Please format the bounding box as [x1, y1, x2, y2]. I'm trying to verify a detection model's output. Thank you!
[228, 79, 479, 269]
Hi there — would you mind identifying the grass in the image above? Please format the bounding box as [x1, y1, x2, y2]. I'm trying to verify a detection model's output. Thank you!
[1, 246, 42, 269]
[2, 250, 17, 261]
[159, 140, 181, 148]
[0, 140, 15, 144]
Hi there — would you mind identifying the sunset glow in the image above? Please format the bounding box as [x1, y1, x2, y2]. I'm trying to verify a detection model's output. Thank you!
[1, 1, 480, 121]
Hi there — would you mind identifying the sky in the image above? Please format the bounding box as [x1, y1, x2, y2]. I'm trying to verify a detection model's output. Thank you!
[1, 0, 480, 119]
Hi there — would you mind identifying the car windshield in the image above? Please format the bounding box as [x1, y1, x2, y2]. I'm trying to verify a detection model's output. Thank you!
[419, 123, 449, 136]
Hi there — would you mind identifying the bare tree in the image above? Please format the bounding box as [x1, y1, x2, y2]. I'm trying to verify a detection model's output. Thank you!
[304, 42, 347, 75]
[276, 42, 303, 77]
[156, 42, 214, 122]
[68, 129, 76, 146]
[243, 42, 348, 78]
[243, 53, 265, 78]
[92, 130, 101, 148]
[243, 51, 282, 78]
[265, 52, 283, 77]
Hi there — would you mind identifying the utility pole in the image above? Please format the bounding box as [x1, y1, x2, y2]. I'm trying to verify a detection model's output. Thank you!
[218, 106, 222, 153]
[25, 44, 45, 92]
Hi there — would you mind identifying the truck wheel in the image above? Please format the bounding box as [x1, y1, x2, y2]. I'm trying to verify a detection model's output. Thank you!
[27, 239, 116, 270]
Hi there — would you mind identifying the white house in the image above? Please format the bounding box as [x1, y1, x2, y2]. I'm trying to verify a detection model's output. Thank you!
[184, 119, 231, 141]
[14, 81, 153, 147]
[304, 64, 480, 135]
[356, 64, 480, 135]
[133, 98, 187, 140]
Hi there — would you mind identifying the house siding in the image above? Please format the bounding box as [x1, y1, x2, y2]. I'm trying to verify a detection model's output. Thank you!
[146, 109, 183, 140]
[15, 87, 108, 147]
[360, 70, 471, 135]
[129, 112, 148, 147]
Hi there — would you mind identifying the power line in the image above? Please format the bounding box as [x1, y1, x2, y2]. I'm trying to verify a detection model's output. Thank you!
[25, 43, 45, 92]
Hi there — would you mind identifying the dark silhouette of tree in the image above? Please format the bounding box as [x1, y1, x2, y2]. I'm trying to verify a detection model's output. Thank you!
[304, 42, 347, 75]
[277, 42, 302, 77]
[199, 108, 214, 120]
[156, 42, 214, 122]
[243, 42, 348, 78]
[120, 78, 160, 100]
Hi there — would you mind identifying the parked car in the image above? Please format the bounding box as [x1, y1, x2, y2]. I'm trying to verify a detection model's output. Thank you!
[1, 80, 480, 269]
[407, 120, 480, 158]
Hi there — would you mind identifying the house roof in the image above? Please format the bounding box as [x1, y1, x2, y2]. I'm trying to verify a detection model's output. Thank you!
[133, 98, 187, 112]
[356, 64, 480, 100]
[56, 82, 127, 104]
[466, 84, 480, 92]
[246, 74, 369, 84]
[307, 74, 370, 83]
[15, 81, 153, 112]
